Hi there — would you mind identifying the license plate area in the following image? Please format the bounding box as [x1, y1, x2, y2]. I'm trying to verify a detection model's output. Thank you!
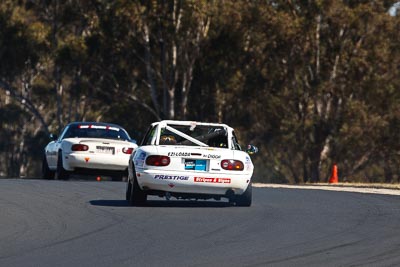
[96, 146, 115, 155]
[184, 159, 207, 171]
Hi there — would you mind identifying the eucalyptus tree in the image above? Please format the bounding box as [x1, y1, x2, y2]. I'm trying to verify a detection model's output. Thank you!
[0, 2, 47, 176]
[214, 1, 400, 183]
[113, 0, 214, 120]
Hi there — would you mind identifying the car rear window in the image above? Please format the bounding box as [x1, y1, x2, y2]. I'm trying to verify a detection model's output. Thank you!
[160, 124, 228, 148]
[63, 124, 130, 141]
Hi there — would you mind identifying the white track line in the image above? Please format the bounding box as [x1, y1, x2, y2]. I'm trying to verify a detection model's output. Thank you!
[253, 183, 400, 196]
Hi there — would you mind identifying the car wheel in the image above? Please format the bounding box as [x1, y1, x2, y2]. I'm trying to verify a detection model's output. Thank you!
[128, 163, 147, 206]
[121, 169, 129, 182]
[56, 151, 70, 180]
[113, 169, 128, 182]
[112, 175, 123, 182]
[42, 155, 55, 180]
[126, 180, 132, 201]
[235, 182, 252, 207]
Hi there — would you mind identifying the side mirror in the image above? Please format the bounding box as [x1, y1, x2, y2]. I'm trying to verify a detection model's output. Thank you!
[49, 133, 58, 141]
[246, 144, 258, 155]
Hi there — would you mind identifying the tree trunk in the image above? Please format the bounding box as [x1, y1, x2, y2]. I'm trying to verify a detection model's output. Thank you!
[310, 157, 320, 183]
[143, 23, 160, 118]
[384, 155, 393, 183]
[18, 141, 27, 178]
[303, 151, 309, 183]
[55, 66, 63, 132]
[0, 81, 50, 135]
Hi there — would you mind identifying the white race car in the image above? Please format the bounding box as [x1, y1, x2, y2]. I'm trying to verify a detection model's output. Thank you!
[42, 122, 137, 181]
[126, 120, 258, 206]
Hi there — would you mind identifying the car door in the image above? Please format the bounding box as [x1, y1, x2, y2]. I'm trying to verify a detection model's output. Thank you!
[47, 125, 69, 168]
[45, 139, 58, 169]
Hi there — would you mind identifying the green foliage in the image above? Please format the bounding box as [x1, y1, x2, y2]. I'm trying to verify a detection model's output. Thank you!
[0, 0, 399, 182]
[0, 11, 39, 80]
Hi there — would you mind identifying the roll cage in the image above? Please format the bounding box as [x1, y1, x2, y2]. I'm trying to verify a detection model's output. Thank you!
[141, 120, 242, 150]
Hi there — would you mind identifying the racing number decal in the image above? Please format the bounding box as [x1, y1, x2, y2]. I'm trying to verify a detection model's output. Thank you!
[168, 152, 190, 157]
[194, 177, 231, 183]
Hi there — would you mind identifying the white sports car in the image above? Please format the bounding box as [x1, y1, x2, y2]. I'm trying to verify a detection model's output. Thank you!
[126, 120, 258, 206]
[42, 122, 137, 181]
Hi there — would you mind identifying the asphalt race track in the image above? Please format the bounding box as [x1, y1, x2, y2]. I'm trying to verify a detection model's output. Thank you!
[1, 179, 400, 267]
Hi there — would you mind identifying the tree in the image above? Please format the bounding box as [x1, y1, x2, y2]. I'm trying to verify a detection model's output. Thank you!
[0, 0, 399, 182]
[116, 0, 213, 119]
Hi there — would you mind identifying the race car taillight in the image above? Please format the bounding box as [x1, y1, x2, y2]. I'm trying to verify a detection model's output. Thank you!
[146, 155, 170, 166]
[221, 159, 244, 171]
[71, 144, 89, 151]
[122, 147, 134, 154]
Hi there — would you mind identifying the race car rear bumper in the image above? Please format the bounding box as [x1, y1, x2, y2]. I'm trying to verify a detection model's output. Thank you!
[63, 152, 129, 171]
[136, 169, 252, 196]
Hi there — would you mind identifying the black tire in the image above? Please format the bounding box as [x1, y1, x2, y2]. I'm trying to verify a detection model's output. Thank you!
[128, 162, 147, 206]
[235, 182, 252, 207]
[113, 169, 128, 182]
[42, 155, 55, 180]
[112, 175, 123, 182]
[126, 180, 132, 201]
[56, 151, 69, 180]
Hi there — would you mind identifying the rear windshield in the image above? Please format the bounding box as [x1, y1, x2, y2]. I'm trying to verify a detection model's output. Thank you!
[159, 124, 228, 148]
[63, 124, 130, 141]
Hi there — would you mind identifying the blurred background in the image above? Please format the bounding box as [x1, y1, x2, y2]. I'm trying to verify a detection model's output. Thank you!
[0, 0, 399, 183]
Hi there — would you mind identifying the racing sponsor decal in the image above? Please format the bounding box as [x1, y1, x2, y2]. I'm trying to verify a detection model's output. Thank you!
[185, 160, 196, 169]
[154, 175, 189, 181]
[168, 152, 190, 157]
[194, 177, 231, 183]
[203, 154, 221, 159]
[184, 159, 207, 171]
[134, 151, 146, 167]
[245, 156, 252, 171]
[137, 152, 146, 160]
